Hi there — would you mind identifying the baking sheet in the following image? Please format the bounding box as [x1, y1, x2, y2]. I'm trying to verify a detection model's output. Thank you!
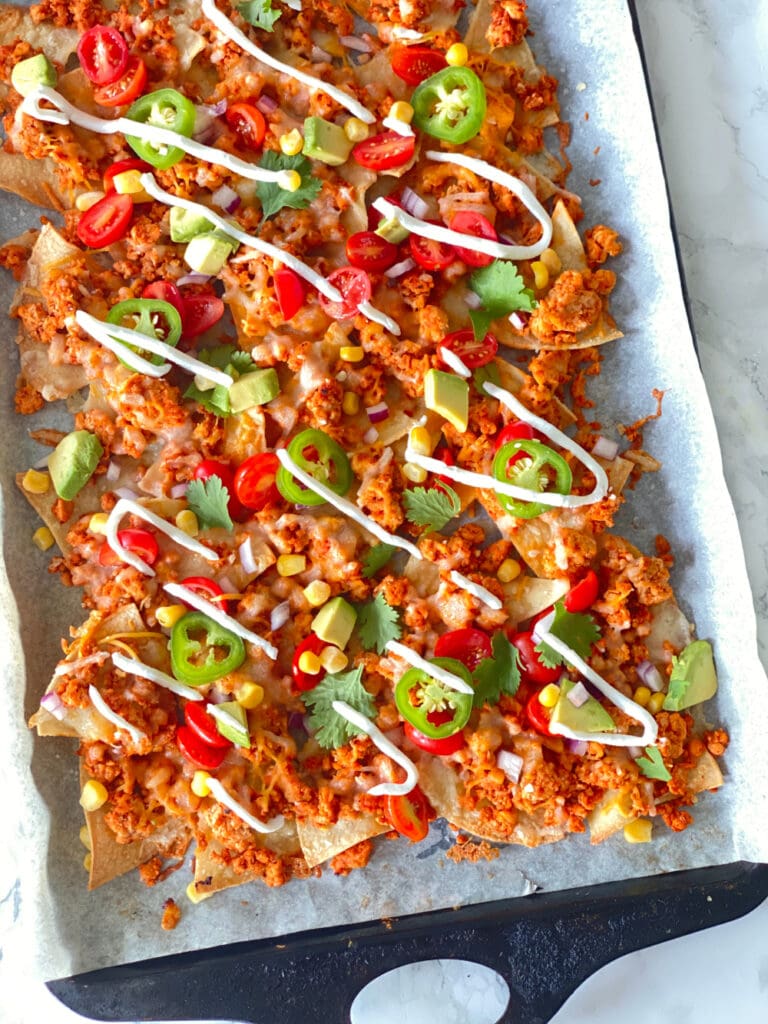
[1, 0, 767, 985]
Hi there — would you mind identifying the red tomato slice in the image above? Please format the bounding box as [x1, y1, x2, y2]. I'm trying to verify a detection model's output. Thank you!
[352, 131, 416, 172]
[234, 453, 280, 512]
[564, 569, 600, 614]
[346, 231, 399, 273]
[319, 266, 372, 320]
[409, 228, 456, 272]
[274, 267, 305, 321]
[404, 720, 466, 755]
[390, 46, 447, 85]
[525, 692, 552, 736]
[77, 193, 133, 248]
[450, 211, 499, 268]
[292, 633, 326, 692]
[508, 630, 561, 687]
[193, 458, 247, 522]
[434, 628, 492, 671]
[440, 328, 498, 369]
[180, 576, 231, 615]
[104, 158, 152, 194]
[93, 56, 147, 107]
[177, 724, 228, 770]
[184, 702, 232, 750]
[428, 443, 455, 495]
[77, 26, 129, 86]
[99, 528, 159, 567]
[384, 787, 432, 842]
[141, 280, 184, 318]
[225, 102, 267, 151]
[180, 293, 225, 340]
[494, 420, 537, 451]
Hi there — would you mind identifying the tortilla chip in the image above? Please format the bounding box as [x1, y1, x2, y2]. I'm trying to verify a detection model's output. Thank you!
[465, 0, 543, 78]
[16, 468, 103, 555]
[192, 823, 302, 897]
[502, 575, 568, 624]
[550, 200, 589, 272]
[645, 598, 695, 663]
[296, 813, 388, 869]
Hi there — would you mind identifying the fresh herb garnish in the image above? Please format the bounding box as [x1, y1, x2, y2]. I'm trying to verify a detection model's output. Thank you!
[184, 345, 257, 418]
[403, 484, 461, 533]
[362, 542, 396, 578]
[472, 360, 501, 398]
[356, 593, 402, 654]
[302, 666, 376, 750]
[472, 631, 521, 708]
[468, 261, 537, 340]
[534, 599, 601, 669]
[256, 152, 322, 219]
[634, 745, 672, 782]
[237, 0, 282, 32]
[185, 476, 234, 531]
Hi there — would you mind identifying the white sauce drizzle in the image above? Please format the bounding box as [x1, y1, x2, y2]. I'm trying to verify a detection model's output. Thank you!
[357, 300, 401, 335]
[448, 570, 503, 610]
[274, 448, 422, 559]
[283, 0, 302, 9]
[439, 346, 471, 378]
[200, 0, 375, 123]
[73, 312, 170, 378]
[88, 684, 146, 745]
[110, 651, 204, 702]
[381, 116, 414, 137]
[205, 777, 285, 835]
[385, 640, 474, 695]
[20, 87, 285, 183]
[163, 582, 278, 660]
[105, 498, 219, 576]
[208, 703, 246, 734]
[331, 701, 419, 797]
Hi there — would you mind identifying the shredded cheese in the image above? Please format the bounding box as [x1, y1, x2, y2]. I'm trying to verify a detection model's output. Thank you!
[110, 651, 204, 702]
[105, 497, 219, 576]
[162, 582, 278, 660]
[331, 701, 419, 797]
[385, 640, 474, 695]
[88, 684, 146, 745]
[449, 570, 503, 610]
[205, 777, 285, 835]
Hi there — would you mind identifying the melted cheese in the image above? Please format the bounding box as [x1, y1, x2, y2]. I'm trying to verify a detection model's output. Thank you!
[88, 684, 146, 745]
[331, 701, 418, 797]
[110, 651, 204, 702]
[105, 497, 219, 576]
[449, 570, 502, 610]
[162, 582, 278, 659]
[385, 640, 474, 695]
[205, 777, 285, 835]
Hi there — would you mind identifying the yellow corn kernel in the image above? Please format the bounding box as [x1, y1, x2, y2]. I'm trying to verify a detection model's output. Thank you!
[340, 346, 364, 362]
[79, 779, 108, 812]
[648, 692, 666, 714]
[235, 682, 264, 710]
[304, 580, 331, 607]
[402, 462, 428, 484]
[88, 512, 110, 535]
[623, 818, 653, 844]
[344, 116, 369, 143]
[497, 558, 522, 583]
[342, 391, 360, 416]
[75, 190, 105, 212]
[32, 526, 55, 552]
[320, 646, 348, 673]
[175, 509, 199, 536]
[277, 169, 302, 193]
[408, 425, 433, 457]
[389, 100, 414, 124]
[279, 128, 303, 156]
[83, 853, 92, 873]
[298, 650, 322, 675]
[445, 42, 469, 67]
[633, 685, 652, 708]
[191, 770, 211, 798]
[186, 881, 214, 904]
[277, 553, 306, 577]
[156, 604, 187, 629]
[538, 683, 560, 708]
[112, 169, 151, 202]
[79, 825, 91, 850]
[531, 261, 550, 290]
[540, 247, 562, 275]
[22, 468, 50, 494]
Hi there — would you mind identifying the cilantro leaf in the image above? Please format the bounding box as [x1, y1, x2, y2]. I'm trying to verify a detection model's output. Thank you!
[302, 666, 376, 750]
[472, 360, 501, 398]
[472, 632, 521, 709]
[185, 476, 234, 531]
[362, 543, 396, 578]
[634, 745, 672, 782]
[468, 262, 537, 340]
[468, 309, 496, 341]
[256, 152, 322, 219]
[356, 593, 402, 654]
[403, 484, 461, 533]
[184, 345, 257, 418]
[534, 599, 601, 669]
[237, 0, 281, 32]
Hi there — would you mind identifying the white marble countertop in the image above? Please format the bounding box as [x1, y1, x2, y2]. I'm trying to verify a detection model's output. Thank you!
[2, 1, 767, 1021]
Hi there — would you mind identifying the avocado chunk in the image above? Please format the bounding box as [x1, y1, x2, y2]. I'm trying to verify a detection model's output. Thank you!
[170, 206, 215, 243]
[312, 596, 357, 650]
[228, 368, 280, 414]
[211, 701, 250, 748]
[11, 54, 57, 97]
[302, 116, 353, 167]
[550, 679, 616, 733]
[48, 430, 104, 501]
[184, 231, 236, 275]
[374, 216, 410, 244]
[424, 369, 469, 433]
[662, 640, 717, 711]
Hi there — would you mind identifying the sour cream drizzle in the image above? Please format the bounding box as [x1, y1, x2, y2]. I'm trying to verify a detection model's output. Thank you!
[110, 651, 204, 702]
[448, 570, 503, 610]
[163, 582, 278, 660]
[201, 0, 375, 123]
[205, 777, 285, 835]
[385, 640, 474, 695]
[381, 116, 414, 137]
[439, 347, 471, 378]
[88, 684, 146, 744]
[331, 701, 419, 797]
[274, 448, 422, 559]
[106, 497, 219, 576]
[357, 300, 401, 335]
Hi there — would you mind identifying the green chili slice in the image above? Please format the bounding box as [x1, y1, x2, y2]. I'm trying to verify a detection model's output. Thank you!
[106, 298, 182, 368]
[275, 428, 353, 506]
[125, 88, 196, 169]
[492, 438, 573, 519]
[170, 611, 246, 686]
[394, 657, 473, 738]
[411, 67, 486, 144]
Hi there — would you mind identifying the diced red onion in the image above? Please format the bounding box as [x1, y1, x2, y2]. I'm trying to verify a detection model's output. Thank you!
[508, 311, 528, 330]
[176, 272, 212, 287]
[336, 370, 348, 383]
[208, 690, 228, 705]
[592, 435, 620, 461]
[114, 487, 138, 500]
[366, 401, 390, 424]
[255, 94, 279, 115]
[565, 738, 589, 756]
[567, 681, 590, 707]
[193, 101, 226, 142]
[627, 745, 644, 760]
[636, 659, 664, 692]
[218, 575, 236, 594]
[399, 187, 429, 220]
[363, 426, 378, 445]
[105, 460, 120, 483]
[170, 482, 188, 499]
[496, 749, 523, 783]
[385, 257, 416, 279]
[270, 601, 291, 631]
[311, 45, 333, 63]
[465, 290, 483, 310]
[40, 691, 66, 721]
[340, 34, 372, 53]
[288, 711, 308, 738]
[239, 537, 258, 575]
[212, 184, 241, 214]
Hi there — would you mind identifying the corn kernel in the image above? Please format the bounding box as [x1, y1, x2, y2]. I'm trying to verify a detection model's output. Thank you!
[304, 580, 331, 607]
[342, 391, 360, 416]
[320, 645, 348, 673]
[191, 770, 211, 798]
[83, 853, 92, 873]
[22, 468, 50, 494]
[344, 116, 369, 143]
[186, 881, 214, 904]
[408, 425, 433, 456]
[235, 682, 264, 710]
[389, 100, 414, 124]
[75, 190, 104, 212]
[402, 462, 428, 484]
[32, 526, 54, 552]
[277, 553, 306, 577]
[633, 685, 652, 708]
[175, 509, 199, 536]
[79, 825, 91, 850]
[445, 42, 469, 66]
[277, 169, 302, 192]
[88, 512, 110, 535]
[156, 604, 187, 629]
[538, 683, 560, 708]
[540, 247, 562, 275]
[648, 692, 665, 714]
[340, 346, 364, 362]
[623, 818, 653, 844]
[531, 260, 550, 290]
[79, 779, 108, 812]
[298, 650, 323, 675]
[112, 169, 151, 202]
[279, 128, 303, 156]
[497, 558, 522, 583]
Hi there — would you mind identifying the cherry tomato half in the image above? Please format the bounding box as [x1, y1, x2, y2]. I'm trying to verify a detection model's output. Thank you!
[352, 131, 416, 172]
[450, 210, 499, 268]
[404, 720, 466, 755]
[390, 46, 447, 86]
[508, 630, 561, 687]
[429, 442, 455, 494]
[525, 691, 552, 736]
[346, 231, 399, 273]
[494, 420, 536, 451]
[564, 569, 600, 614]
[440, 328, 498, 369]
[104, 158, 152, 194]
[292, 633, 326, 692]
[77, 26, 129, 86]
[234, 453, 281, 512]
[434, 628, 492, 671]
[93, 57, 148, 107]
[225, 102, 267, 151]
[142, 280, 184, 319]
[180, 293, 225, 340]
[274, 267, 305, 321]
[180, 575, 231, 615]
[184, 701, 232, 750]
[177, 724, 228, 770]
[409, 229, 456, 272]
[194, 459, 246, 522]
[99, 528, 159, 567]
[384, 787, 432, 842]
[319, 266, 372, 320]
[77, 193, 133, 248]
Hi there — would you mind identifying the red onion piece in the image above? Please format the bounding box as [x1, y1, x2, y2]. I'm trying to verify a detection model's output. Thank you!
[384, 257, 416, 279]
[218, 575, 236, 594]
[567, 681, 590, 707]
[366, 401, 390, 424]
[592, 435, 620, 461]
[255, 94, 279, 115]
[362, 426, 378, 445]
[239, 536, 257, 575]
[496, 749, 523, 783]
[627, 745, 645, 760]
[340, 34, 372, 53]
[176, 272, 212, 287]
[193, 101, 226, 141]
[270, 601, 291, 631]
[465, 290, 483, 310]
[508, 311, 529, 330]
[212, 184, 241, 214]
[565, 738, 589, 756]
[40, 691, 67, 721]
[105, 460, 121, 483]
[636, 660, 664, 692]
[170, 482, 188, 499]
[399, 186, 429, 220]
[311, 45, 333, 63]
[114, 487, 138, 500]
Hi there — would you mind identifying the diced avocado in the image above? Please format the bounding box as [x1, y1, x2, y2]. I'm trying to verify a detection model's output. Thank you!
[375, 216, 410, 244]
[312, 596, 357, 650]
[550, 679, 616, 733]
[662, 640, 717, 711]
[228, 368, 280, 414]
[302, 116, 353, 167]
[11, 54, 57, 97]
[170, 206, 215, 243]
[184, 232, 235, 275]
[212, 701, 250, 748]
[424, 369, 469, 433]
[48, 430, 104, 501]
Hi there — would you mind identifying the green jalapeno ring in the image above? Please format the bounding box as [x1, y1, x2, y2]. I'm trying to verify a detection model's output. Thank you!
[106, 298, 182, 368]
[492, 438, 573, 519]
[275, 428, 353, 507]
[170, 611, 246, 686]
[125, 88, 197, 170]
[411, 66, 487, 144]
[395, 657, 474, 739]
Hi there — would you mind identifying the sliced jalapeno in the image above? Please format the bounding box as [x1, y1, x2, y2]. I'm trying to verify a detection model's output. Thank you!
[275, 428, 353, 507]
[411, 66, 486, 144]
[125, 88, 196, 169]
[106, 297, 182, 368]
[492, 438, 573, 519]
[394, 657, 473, 739]
[170, 611, 245, 686]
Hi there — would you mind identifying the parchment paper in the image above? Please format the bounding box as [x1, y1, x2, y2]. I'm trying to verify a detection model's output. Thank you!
[1, 0, 767, 984]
